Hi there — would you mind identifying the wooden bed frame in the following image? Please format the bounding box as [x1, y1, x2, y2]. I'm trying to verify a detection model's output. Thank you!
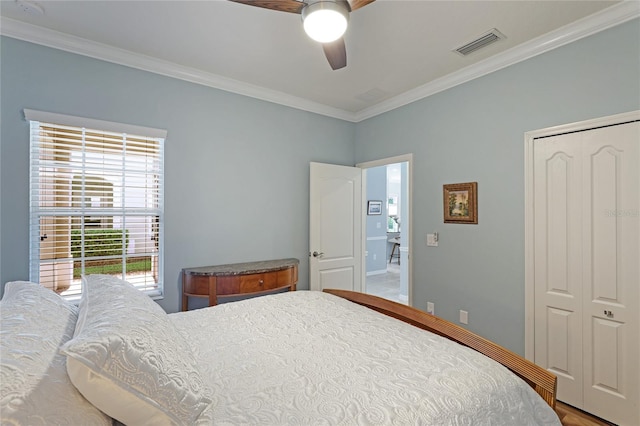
[323, 289, 557, 410]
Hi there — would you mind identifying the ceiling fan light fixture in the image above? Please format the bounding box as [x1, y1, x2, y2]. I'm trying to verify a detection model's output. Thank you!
[302, 1, 349, 43]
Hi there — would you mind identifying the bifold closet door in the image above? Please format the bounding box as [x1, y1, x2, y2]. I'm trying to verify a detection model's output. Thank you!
[533, 131, 584, 408]
[533, 121, 639, 425]
[580, 122, 638, 425]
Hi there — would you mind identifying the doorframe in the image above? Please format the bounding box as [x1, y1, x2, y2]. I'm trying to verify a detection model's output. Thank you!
[523, 110, 640, 361]
[356, 154, 413, 306]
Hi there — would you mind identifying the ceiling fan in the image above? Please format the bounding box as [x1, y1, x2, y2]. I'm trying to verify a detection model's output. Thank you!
[228, 0, 376, 70]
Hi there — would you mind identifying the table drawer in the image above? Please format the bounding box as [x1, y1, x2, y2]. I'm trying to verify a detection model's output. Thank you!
[239, 272, 278, 293]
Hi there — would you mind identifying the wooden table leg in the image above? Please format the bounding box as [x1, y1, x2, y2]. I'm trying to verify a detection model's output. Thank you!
[208, 276, 218, 306]
[182, 275, 188, 311]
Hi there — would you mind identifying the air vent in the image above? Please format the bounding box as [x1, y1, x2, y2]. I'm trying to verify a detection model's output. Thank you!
[455, 29, 505, 56]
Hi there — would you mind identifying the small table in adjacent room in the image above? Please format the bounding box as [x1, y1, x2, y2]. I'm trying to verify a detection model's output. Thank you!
[181, 258, 299, 311]
[388, 237, 400, 264]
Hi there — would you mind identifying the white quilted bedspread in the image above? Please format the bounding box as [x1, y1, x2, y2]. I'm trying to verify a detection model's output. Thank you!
[169, 291, 560, 425]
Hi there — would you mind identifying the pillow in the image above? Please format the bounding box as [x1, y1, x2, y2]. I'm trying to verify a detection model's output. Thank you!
[61, 274, 212, 425]
[0, 281, 111, 425]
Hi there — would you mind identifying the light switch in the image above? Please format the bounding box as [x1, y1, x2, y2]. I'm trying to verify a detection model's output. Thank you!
[427, 233, 438, 247]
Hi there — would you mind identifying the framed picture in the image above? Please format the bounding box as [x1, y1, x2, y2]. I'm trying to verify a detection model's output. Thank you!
[367, 200, 382, 215]
[443, 182, 478, 224]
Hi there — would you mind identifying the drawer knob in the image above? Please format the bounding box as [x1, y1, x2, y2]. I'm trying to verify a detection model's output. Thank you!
[259, 279, 264, 285]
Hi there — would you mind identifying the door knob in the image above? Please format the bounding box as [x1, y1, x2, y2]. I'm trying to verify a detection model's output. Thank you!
[312, 251, 324, 258]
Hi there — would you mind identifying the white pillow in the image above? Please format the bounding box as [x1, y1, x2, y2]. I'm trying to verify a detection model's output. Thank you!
[0, 281, 112, 425]
[61, 274, 212, 426]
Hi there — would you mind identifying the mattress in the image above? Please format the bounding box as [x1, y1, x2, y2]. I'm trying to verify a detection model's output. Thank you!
[169, 291, 560, 425]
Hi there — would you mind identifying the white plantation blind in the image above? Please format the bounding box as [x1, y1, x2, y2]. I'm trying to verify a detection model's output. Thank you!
[27, 110, 165, 300]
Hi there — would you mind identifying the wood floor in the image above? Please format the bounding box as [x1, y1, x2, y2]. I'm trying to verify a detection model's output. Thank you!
[556, 401, 616, 426]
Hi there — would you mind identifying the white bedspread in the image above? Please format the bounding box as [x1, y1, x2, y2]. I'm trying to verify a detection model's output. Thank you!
[169, 291, 560, 425]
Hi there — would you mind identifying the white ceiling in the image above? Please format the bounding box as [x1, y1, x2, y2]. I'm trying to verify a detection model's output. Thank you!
[1, 0, 636, 121]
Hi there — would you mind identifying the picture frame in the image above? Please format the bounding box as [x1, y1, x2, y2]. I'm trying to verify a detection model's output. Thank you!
[443, 182, 478, 224]
[367, 200, 382, 215]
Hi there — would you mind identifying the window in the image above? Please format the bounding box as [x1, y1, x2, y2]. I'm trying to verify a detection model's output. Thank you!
[26, 110, 165, 300]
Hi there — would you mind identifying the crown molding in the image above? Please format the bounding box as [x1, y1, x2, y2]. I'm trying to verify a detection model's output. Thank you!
[1, 1, 638, 124]
[354, 1, 639, 122]
[0, 17, 357, 122]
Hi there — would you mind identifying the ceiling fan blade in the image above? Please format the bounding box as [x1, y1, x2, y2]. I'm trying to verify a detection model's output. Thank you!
[347, 0, 375, 12]
[228, 0, 304, 14]
[322, 38, 347, 70]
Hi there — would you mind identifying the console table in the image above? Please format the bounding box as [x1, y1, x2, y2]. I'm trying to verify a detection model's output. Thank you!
[181, 258, 299, 311]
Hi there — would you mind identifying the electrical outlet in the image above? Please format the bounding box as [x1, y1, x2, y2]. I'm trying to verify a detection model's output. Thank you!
[427, 302, 434, 315]
[459, 310, 468, 324]
[373, 253, 377, 260]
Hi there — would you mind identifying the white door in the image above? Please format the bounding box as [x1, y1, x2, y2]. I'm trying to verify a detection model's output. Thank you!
[532, 119, 639, 425]
[533, 132, 584, 407]
[309, 162, 362, 292]
[581, 122, 639, 425]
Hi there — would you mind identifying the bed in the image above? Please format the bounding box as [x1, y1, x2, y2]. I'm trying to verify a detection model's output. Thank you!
[1, 275, 560, 425]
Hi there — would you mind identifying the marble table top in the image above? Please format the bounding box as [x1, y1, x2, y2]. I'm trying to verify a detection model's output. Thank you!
[183, 258, 299, 276]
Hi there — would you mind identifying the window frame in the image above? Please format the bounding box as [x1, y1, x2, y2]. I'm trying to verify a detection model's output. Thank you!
[25, 109, 166, 301]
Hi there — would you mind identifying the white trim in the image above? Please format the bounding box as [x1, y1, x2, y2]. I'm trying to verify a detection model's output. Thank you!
[4, 18, 354, 123]
[524, 128, 536, 362]
[366, 235, 388, 241]
[525, 110, 640, 140]
[355, 2, 639, 122]
[2, 2, 638, 123]
[356, 153, 413, 169]
[523, 110, 640, 361]
[23, 109, 168, 139]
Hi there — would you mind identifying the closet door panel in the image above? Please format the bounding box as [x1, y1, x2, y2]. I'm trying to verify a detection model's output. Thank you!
[533, 134, 583, 407]
[582, 122, 639, 426]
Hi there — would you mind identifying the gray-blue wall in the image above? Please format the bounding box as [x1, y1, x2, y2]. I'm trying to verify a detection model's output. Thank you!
[0, 36, 355, 313]
[365, 165, 388, 273]
[1, 18, 638, 354]
[354, 19, 640, 352]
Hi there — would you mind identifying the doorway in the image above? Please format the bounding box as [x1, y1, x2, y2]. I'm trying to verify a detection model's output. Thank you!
[358, 155, 412, 305]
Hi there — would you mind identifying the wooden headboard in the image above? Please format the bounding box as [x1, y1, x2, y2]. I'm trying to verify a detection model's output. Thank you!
[323, 289, 557, 410]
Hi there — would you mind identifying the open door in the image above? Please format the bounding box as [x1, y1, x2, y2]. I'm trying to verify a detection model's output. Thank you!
[309, 162, 362, 292]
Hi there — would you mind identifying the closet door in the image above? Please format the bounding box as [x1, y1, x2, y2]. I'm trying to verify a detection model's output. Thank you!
[581, 122, 639, 426]
[533, 132, 584, 408]
[533, 120, 639, 425]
